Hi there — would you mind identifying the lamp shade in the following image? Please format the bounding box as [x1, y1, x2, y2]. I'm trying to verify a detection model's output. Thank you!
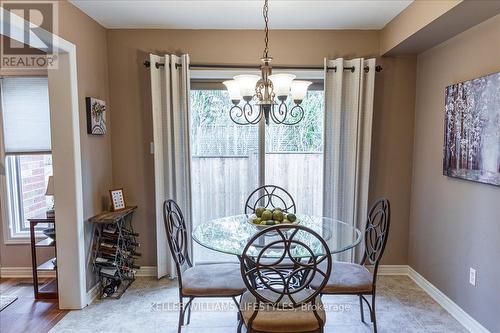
[234, 75, 260, 98]
[45, 176, 54, 196]
[269, 73, 296, 97]
[222, 80, 242, 101]
[291, 80, 312, 101]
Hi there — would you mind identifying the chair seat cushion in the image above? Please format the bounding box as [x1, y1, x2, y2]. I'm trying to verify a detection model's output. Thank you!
[182, 263, 247, 297]
[240, 290, 326, 332]
[311, 262, 373, 294]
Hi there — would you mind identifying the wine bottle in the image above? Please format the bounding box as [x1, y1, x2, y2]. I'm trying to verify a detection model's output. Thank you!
[99, 267, 118, 278]
[100, 236, 140, 248]
[95, 257, 115, 266]
[96, 259, 140, 272]
[101, 232, 138, 241]
[122, 250, 142, 258]
[102, 226, 139, 237]
[98, 246, 118, 255]
[121, 228, 139, 237]
[102, 279, 122, 297]
[99, 243, 140, 256]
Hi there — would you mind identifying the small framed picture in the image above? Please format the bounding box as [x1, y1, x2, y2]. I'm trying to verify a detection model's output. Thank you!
[109, 188, 126, 211]
[86, 97, 107, 135]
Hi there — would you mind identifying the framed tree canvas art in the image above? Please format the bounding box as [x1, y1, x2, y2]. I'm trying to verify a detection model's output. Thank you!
[86, 97, 107, 135]
[443, 71, 500, 186]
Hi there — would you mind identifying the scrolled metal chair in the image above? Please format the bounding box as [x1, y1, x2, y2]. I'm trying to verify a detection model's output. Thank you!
[244, 185, 296, 215]
[311, 197, 390, 333]
[163, 199, 247, 333]
[238, 224, 332, 333]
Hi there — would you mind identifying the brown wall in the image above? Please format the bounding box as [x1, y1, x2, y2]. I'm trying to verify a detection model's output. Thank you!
[106, 29, 416, 267]
[409, 14, 500, 332]
[380, 0, 460, 55]
[0, 1, 113, 291]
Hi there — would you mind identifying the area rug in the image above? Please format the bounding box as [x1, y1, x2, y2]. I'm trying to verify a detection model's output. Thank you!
[0, 295, 18, 311]
[50, 276, 468, 333]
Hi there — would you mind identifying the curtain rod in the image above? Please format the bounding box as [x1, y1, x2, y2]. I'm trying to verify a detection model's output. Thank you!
[143, 60, 382, 73]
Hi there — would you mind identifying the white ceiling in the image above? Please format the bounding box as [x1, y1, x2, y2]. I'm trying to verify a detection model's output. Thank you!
[69, 0, 413, 30]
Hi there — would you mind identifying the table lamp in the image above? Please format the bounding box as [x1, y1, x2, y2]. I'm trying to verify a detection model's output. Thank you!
[45, 176, 55, 218]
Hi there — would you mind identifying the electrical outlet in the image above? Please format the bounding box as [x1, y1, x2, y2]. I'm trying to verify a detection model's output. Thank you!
[469, 268, 476, 286]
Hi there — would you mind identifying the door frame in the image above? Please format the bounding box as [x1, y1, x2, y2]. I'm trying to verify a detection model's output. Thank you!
[1, 8, 87, 309]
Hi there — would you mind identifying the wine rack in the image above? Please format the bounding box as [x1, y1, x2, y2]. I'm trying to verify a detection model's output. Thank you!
[89, 206, 139, 299]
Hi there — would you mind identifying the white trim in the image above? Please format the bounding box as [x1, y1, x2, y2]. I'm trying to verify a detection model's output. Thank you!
[136, 266, 158, 277]
[344, 264, 490, 332]
[86, 283, 100, 306]
[48, 51, 87, 310]
[2, 235, 46, 245]
[367, 264, 409, 275]
[0, 266, 55, 278]
[0, 266, 159, 279]
[0, 81, 10, 245]
[408, 267, 490, 333]
[1, 7, 86, 309]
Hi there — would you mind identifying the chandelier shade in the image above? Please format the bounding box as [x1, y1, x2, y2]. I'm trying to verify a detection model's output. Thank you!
[291, 80, 313, 101]
[222, 80, 242, 101]
[234, 75, 260, 98]
[269, 73, 296, 97]
[224, 0, 311, 125]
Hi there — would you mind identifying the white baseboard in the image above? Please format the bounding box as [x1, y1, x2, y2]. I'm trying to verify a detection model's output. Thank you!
[348, 264, 489, 332]
[136, 266, 157, 277]
[0, 266, 56, 278]
[408, 267, 490, 333]
[0, 266, 157, 279]
[368, 264, 409, 275]
[86, 283, 100, 306]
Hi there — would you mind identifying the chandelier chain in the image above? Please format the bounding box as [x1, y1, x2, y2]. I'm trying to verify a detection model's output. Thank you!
[225, 0, 309, 126]
[263, 0, 269, 59]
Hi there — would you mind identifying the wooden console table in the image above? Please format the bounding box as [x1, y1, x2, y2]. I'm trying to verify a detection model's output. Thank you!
[28, 218, 58, 299]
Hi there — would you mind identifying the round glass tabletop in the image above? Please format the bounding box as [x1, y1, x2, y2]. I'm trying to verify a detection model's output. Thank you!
[192, 214, 362, 258]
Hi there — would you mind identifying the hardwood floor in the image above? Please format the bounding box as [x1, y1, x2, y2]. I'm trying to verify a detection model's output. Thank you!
[0, 278, 68, 333]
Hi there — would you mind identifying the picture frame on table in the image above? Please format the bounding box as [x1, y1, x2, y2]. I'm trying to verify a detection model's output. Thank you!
[109, 188, 126, 211]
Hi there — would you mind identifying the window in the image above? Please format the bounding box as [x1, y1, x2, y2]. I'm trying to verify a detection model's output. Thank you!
[190, 70, 324, 263]
[0, 77, 52, 241]
[265, 90, 324, 215]
[190, 88, 259, 263]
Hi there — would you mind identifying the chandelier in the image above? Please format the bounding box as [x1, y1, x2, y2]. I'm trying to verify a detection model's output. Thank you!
[223, 0, 312, 126]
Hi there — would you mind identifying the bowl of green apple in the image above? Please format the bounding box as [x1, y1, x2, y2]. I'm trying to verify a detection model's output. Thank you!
[248, 207, 299, 229]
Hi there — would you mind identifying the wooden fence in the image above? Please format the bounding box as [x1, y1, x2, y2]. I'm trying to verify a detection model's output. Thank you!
[191, 153, 323, 262]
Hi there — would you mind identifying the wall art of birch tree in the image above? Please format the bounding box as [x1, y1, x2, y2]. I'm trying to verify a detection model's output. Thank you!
[443, 71, 500, 186]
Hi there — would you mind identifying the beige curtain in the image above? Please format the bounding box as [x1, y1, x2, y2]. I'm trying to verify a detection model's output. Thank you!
[323, 58, 376, 262]
[149, 54, 192, 278]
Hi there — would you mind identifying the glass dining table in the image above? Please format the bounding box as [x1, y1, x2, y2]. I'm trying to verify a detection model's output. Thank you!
[192, 214, 363, 258]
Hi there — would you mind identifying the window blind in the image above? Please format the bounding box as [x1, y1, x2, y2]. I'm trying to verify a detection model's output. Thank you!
[0, 77, 51, 154]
